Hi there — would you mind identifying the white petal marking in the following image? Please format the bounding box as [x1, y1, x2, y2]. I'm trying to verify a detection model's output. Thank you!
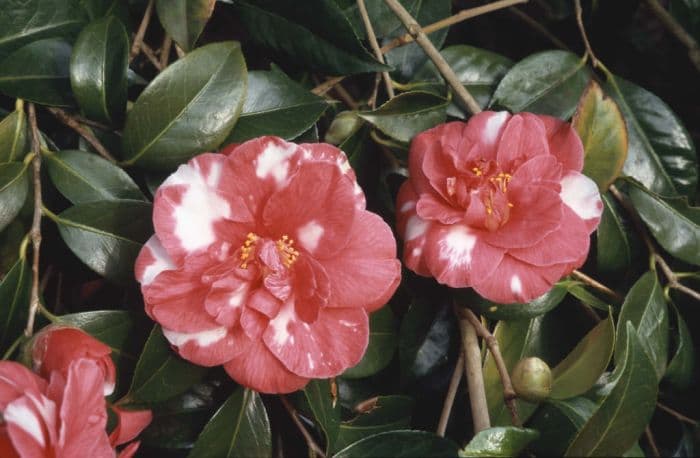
[141, 236, 175, 285]
[163, 327, 227, 347]
[400, 200, 416, 213]
[228, 284, 248, 308]
[439, 225, 476, 267]
[484, 111, 509, 144]
[269, 302, 296, 346]
[510, 275, 522, 295]
[4, 399, 47, 447]
[298, 220, 325, 252]
[255, 142, 297, 184]
[405, 215, 428, 240]
[560, 172, 603, 220]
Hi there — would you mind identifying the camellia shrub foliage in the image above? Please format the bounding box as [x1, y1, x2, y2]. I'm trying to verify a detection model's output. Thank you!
[0, 0, 698, 456]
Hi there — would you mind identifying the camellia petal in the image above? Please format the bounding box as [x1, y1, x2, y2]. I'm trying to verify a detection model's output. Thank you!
[559, 170, 603, 232]
[134, 235, 176, 287]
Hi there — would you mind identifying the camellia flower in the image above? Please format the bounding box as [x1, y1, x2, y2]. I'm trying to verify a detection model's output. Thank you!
[396, 111, 602, 304]
[135, 137, 401, 393]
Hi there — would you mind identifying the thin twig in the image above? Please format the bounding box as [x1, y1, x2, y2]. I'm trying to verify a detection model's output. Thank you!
[509, 7, 571, 51]
[175, 44, 186, 58]
[332, 83, 360, 110]
[46, 108, 117, 162]
[160, 35, 173, 68]
[141, 42, 164, 71]
[571, 270, 624, 302]
[24, 103, 43, 338]
[129, 0, 155, 63]
[460, 307, 521, 426]
[657, 402, 699, 426]
[574, 0, 601, 68]
[383, 0, 482, 114]
[369, 73, 382, 108]
[437, 353, 464, 437]
[280, 396, 326, 458]
[358, 0, 395, 101]
[72, 115, 112, 132]
[645, 0, 700, 73]
[645, 427, 661, 458]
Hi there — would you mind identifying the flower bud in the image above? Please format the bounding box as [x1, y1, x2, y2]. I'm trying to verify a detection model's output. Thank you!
[511, 357, 552, 402]
[324, 111, 361, 145]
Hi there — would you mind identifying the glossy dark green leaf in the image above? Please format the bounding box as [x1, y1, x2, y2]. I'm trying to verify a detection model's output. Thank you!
[468, 284, 567, 321]
[615, 271, 669, 381]
[627, 180, 700, 266]
[0, 220, 25, 276]
[550, 315, 615, 399]
[565, 323, 658, 456]
[344, 306, 397, 378]
[334, 395, 413, 453]
[0, 0, 87, 60]
[664, 303, 694, 390]
[334, 430, 460, 458]
[225, 69, 327, 143]
[460, 427, 539, 457]
[188, 387, 271, 458]
[597, 193, 633, 275]
[0, 257, 30, 353]
[235, 0, 389, 75]
[0, 38, 73, 107]
[0, 108, 29, 162]
[122, 41, 247, 170]
[156, 0, 215, 52]
[79, 0, 130, 23]
[50, 200, 152, 283]
[572, 80, 628, 190]
[605, 75, 697, 198]
[565, 282, 611, 311]
[0, 162, 29, 233]
[70, 16, 128, 124]
[413, 45, 513, 114]
[303, 378, 341, 453]
[492, 50, 590, 119]
[46, 150, 146, 204]
[129, 326, 209, 403]
[359, 91, 447, 143]
[529, 397, 597, 456]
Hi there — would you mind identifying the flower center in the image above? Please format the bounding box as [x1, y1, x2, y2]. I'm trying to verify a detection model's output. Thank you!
[239, 232, 300, 269]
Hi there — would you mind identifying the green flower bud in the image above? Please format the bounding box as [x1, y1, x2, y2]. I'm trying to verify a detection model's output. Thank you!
[324, 111, 361, 145]
[511, 357, 552, 402]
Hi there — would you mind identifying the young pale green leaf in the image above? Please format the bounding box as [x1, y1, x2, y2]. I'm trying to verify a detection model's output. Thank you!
[572, 80, 628, 190]
[358, 91, 447, 143]
[565, 323, 658, 456]
[122, 41, 247, 170]
[156, 0, 215, 52]
[664, 302, 694, 390]
[129, 326, 209, 403]
[46, 150, 146, 204]
[50, 200, 152, 283]
[235, 0, 389, 75]
[597, 193, 634, 276]
[0, 0, 87, 60]
[0, 162, 29, 233]
[333, 396, 413, 453]
[528, 397, 597, 456]
[303, 378, 342, 453]
[467, 284, 567, 321]
[550, 315, 615, 399]
[225, 69, 327, 143]
[0, 109, 29, 162]
[334, 430, 459, 458]
[0, 38, 73, 107]
[70, 16, 129, 124]
[605, 74, 697, 198]
[0, 257, 30, 353]
[343, 306, 397, 379]
[459, 427, 539, 457]
[615, 271, 669, 381]
[491, 50, 590, 119]
[188, 387, 271, 458]
[627, 180, 700, 266]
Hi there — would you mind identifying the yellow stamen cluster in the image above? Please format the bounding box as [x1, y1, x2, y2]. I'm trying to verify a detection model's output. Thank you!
[472, 167, 483, 177]
[489, 172, 512, 193]
[276, 235, 300, 268]
[240, 232, 259, 269]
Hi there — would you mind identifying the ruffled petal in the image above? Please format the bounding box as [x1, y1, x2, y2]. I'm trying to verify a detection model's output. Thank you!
[559, 171, 603, 232]
[135, 235, 177, 287]
[109, 406, 153, 447]
[0, 362, 47, 411]
[539, 114, 584, 172]
[459, 111, 510, 164]
[510, 154, 563, 191]
[416, 193, 464, 224]
[0, 427, 19, 458]
[162, 326, 248, 367]
[396, 182, 432, 276]
[496, 113, 549, 169]
[4, 392, 56, 458]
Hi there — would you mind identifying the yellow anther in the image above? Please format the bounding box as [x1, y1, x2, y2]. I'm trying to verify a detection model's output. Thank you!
[239, 233, 259, 269]
[276, 235, 300, 268]
[472, 167, 482, 177]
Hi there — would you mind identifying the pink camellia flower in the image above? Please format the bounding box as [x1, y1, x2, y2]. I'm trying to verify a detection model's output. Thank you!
[396, 111, 602, 304]
[135, 136, 401, 393]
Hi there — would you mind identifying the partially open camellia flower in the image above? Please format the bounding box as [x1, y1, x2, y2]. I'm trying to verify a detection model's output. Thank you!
[396, 111, 602, 303]
[135, 137, 401, 393]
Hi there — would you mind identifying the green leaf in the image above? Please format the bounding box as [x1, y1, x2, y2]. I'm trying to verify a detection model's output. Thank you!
[0, 38, 73, 107]
[225, 69, 327, 143]
[358, 91, 447, 143]
[0, 220, 26, 276]
[550, 315, 615, 399]
[122, 41, 247, 170]
[572, 80, 628, 190]
[343, 306, 397, 378]
[79, 0, 130, 23]
[597, 193, 634, 275]
[413, 44, 513, 115]
[50, 200, 152, 283]
[303, 378, 341, 453]
[615, 271, 669, 381]
[340, 0, 417, 38]
[528, 397, 597, 456]
[188, 387, 271, 458]
[0, 257, 30, 354]
[334, 396, 413, 453]
[0, 162, 29, 233]
[460, 427, 539, 457]
[129, 326, 209, 403]
[627, 180, 700, 266]
[664, 302, 694, 390]
[491, 50, 590, 119]
[0, 108, 29, 162]
[235, 0, 389, 75]
[334, 430, 460, 458]
[0, 0, 87, 60]
[156, 0, 215, 52]
[46, 150, 146, 204]
[565, 323, 658, 456]
[565, 282, 611, 311]
[70, 16, 129, 124]
[605, 74, 697, 198]
[467, 284, 567, 321]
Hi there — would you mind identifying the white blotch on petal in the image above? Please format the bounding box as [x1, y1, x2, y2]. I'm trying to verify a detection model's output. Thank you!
[206, 161, 223, 188]
[4, 397, 49, 447]
[510, 275, 522, 295]
[439, 225, 477, 267]
[255, 142, 297, 184]
[484, 111, 509, 144]
[405, 215, 428, 240]
[163, 327, 227, 347]
[560, 172, 603, 220]
[141, 236, 175, 285]
[269, 303, 296, 346]
[298, 221, 325, 252]
[411, 247, 422, 257]
[103, 380, 115, 396]
[228, 284, 248, 308]
[307, 353, 315, 370]
[400, 200, 416, 213]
